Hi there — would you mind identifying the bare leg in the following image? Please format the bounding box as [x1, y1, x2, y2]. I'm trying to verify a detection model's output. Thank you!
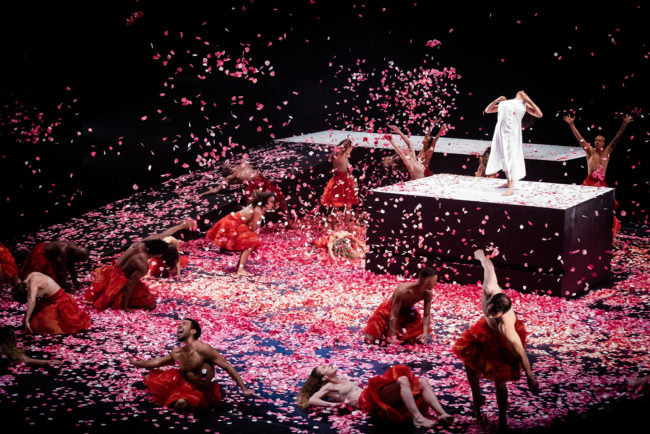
[497, 171, 509, 188]
[464, 365, 486, 421]
[394, 376, 435, 428]
[502, 172, 514, 196]
[495, 381, 508, 430]
[419, 378, 454, 424]
[236, 248, 254, 276]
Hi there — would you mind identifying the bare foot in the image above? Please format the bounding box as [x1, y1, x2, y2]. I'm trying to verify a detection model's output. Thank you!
[497, 182, 509, 188]
[236, 268, 254, 277]
[438, 413, 454, 425]
[413, 415, 436, 428]
[502, 187, 514, 196]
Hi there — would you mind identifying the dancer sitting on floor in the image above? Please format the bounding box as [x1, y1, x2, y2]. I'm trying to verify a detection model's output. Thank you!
[321, 138, 359, 230]
[314, 230, 367, 261]
[0, 242, 20, 286]
[129, 318, 256, 412]
[198, 161, 292, 227]
[12, 272, 91, 335]
[297, 364, 453, 428]
[206, 191, 276, 277]
[385, 120, 444, 180]
[484, 91, 543, 196]
[84, 218, 193, 311]
[147, 218, 197, 278]
[563, 113, 633, 238]
[19, 240, 89, 290]
[363, 267, 436, 345]
[474, 148, 499, 178]
[0, 327, 63, 367]
[452, 249, 539, 430]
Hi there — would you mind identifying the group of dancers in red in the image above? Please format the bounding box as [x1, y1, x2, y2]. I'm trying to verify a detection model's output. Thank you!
[0, 101, 635, 429]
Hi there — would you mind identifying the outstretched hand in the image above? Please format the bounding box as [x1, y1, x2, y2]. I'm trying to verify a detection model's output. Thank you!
[243, 388, 259, 398]
[473, 249, 485, 260]
[622, 114, 634, 125]
[527, 376, 540, 395]
[185, 217, 198, 231]
[47, 359, 64, 366]
[388, 125, 401, 134]
[563, 114, 575, 125]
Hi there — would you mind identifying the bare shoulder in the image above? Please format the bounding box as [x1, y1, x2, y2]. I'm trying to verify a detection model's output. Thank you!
[196, 341, 220, 357]
[170, 347, 182, 359]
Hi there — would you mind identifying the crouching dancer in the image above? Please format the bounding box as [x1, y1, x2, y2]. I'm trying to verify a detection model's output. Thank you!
[129, 318, 257, 412]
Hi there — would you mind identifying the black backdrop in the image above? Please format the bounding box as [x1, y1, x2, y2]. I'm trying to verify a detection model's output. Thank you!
[1, 1, 648, 240]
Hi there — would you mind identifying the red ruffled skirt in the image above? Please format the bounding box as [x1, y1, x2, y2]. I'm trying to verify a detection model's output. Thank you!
[29, 289, 91, 334]
[452, 316, 527, 383]
[321, 170, 359, 207]
[314, 234, 331, 249]
[0, 242, 18, 281]
[144, 368, 221, 411]
[358, 365, 426, 423]
[245, 174, 287, 210]
[206, 213, 260, 251]
[148, 255, 189, 277]
[363, 300, 428, 343]
[84, 264, 156, 311]
[20, 242, 58, 282]
[582, 174, 621, 238]
[423, 167, 434, 177]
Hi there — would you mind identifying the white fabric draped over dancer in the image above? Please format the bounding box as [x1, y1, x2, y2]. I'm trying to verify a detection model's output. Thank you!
[485, 99, 526, 181]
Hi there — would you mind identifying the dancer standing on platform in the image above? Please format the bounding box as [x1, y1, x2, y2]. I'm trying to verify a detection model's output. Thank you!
[0, 327, 63, 366]
[19, 240, 89, 290]
[321, 138, 359, 230]
[0, 242, 20, 286]
[198, 161, 292, 227]
[297, 364, 453, 428]
[12, 272, 91, 335]
[386, 120, 444, 180]
[452, 249, 539, 430]
[563, 113, 633, 237]
[484, 91, 543, 196]
[363, 267, 436, 345]
[129, 318, 256, 412]
[84, 219, 193, 311]
[206, 191, 276, 277]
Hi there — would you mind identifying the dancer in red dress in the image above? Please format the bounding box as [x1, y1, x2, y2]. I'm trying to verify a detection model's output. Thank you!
[313, 230, 366, 260]
[385, 120, 444, 180]
[84, 219, 192, 311]
[12, 272, 91, 335]
[206, 191, 276, 276]
[19, 241, 89, 290]
[321, 138, 358, 230]
[563, 113, 633, 239]
[452, 249, 539, 430]
[129, 318, 256, 412]
[297, 364, 453, 428]
[363, 268, 437, 345]
[0, 242, 20, 285]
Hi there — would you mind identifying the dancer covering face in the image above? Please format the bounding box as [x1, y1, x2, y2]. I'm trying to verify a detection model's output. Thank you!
[321, 138, 359, 230]
[363, 267, 437, 345]
[484, 91, 543, 196]
[297, 364, 453, 428]
[129, 318, 257, 412]
[19, 240, 89, 290]
[452, 249, 539, 430]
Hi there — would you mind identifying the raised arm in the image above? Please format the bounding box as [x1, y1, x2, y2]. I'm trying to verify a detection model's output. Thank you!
[205, 345, 256, 397]
[563, 114, 592, 155]
[484, 96, 506, 114]
[128, 352, 174, 369]
[307, 383, 340, 408]
[388, 125, 416, 151]
[520, 92, 543, 118]
[144, 218, 196, 241]
[606, 114, 633, 155]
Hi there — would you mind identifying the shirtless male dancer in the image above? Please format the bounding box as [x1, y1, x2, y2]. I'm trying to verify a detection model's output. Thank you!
[20, 240, 89, 290]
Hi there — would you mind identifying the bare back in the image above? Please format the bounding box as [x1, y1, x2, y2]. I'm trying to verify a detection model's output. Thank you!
[24, 272, 60, 298]
[116, 242, 151, 278]
[481, 283, 517, 334]
[392, 281, 430, 311]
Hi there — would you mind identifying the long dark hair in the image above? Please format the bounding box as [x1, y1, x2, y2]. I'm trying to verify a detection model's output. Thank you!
[0, 327, 25, 364]
[521, 113, 536, 129]
[144, 239, 179, 268]
[296, 367, 327, 409]
[250, 191, 275, 208]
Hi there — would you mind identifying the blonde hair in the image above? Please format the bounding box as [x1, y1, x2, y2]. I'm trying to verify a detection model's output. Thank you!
[296, 367, 327, 409]
[0, 327, 25, 364]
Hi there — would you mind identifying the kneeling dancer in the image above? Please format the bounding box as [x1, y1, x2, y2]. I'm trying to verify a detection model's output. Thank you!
[297, 364, 453, 428]
[363, 267, 436, 345]
[129, 318, 256, 412]
[452, 249, 539, 429]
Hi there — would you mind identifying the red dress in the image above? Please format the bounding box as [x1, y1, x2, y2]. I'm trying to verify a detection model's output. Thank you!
[245, 174, 287, 210]
[358, 365, 426, 423]
[83, 264, 156, 311]
[321, 170, 359, 207]
[314, 234, 331, 249]
[144, 368, 221, 411]
[0, 242, 18, 281]
[20, 242, 58, 282]
[423, 167, 434, 177]
[29, 288, 91, 334]
[206, 212, 261, 251]
[363, 300, 429, 344]
[582, 167, 621, 238]
[148, 255, 189, 277]
[452, 316, 527, 383]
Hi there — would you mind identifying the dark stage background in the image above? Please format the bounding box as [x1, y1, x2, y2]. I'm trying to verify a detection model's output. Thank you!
[1, 1, 648, 240]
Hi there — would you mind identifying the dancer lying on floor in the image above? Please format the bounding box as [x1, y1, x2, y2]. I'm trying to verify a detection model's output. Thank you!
[0, 326, 63, 366]
[84, 218, 193, 311]
[206, 191, 276, 277]
[296, 364, 453, 428]
[321, 138, 359, 230]
[19, 240, 89, 290]
[129, 318, 256, 412]
[314, 230, 366, 260]
[452, 249, 539, 430]
[0, 242, 20, 286]
[363, 267, 436, 345]
[198, 160, 292, 227]
[12, 272, 91, 335]
[385, 120, 444, 180]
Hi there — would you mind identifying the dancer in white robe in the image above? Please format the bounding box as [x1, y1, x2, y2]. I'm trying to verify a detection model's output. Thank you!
[484, 91, 543, 196]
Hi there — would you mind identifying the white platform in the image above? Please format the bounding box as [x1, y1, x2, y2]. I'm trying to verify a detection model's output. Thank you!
[372, 174, 613, 210]
[276, 130, 584, 162]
